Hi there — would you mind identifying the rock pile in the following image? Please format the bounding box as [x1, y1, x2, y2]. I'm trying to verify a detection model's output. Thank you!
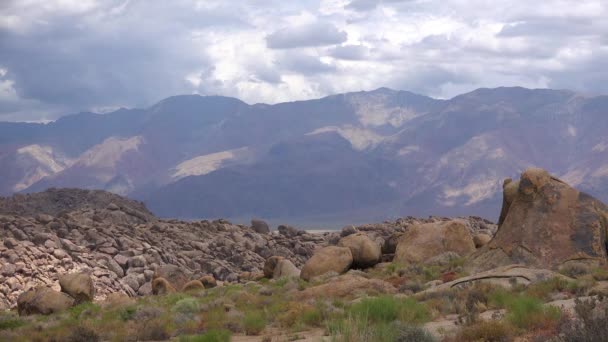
[0, 188, 496, 309]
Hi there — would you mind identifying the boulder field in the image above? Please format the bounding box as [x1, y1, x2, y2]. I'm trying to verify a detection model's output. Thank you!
[0, 188, 493, 310]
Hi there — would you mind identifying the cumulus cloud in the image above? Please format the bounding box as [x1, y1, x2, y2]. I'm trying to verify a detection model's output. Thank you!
[266, 21, 348, 49]
[0, 0, 607, 121]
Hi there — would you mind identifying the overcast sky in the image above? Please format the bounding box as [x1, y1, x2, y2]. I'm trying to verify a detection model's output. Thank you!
[0, 0, 607, 121]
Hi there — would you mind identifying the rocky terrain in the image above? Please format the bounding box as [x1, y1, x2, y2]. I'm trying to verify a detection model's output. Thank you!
[1, 168, 608, 342]
[0, 188, 494, 311]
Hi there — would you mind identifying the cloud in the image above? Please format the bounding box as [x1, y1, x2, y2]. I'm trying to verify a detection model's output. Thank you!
[0, 0, 607, 121]
[266, 21, 348, 49]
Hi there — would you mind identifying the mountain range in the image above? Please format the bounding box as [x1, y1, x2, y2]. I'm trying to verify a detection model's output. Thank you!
[1, 86, 607, 227]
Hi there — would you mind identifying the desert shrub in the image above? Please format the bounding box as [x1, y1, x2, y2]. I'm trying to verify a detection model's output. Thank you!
[506, 295, 561, 330]
[137, 318, 172, 341]
[456, 320, 513, 342]
[327, 318, 398, 342]
[0, 316, 25, 331]
[348, 296, 430, 324]
[525, 277, 586, 300]
[243, 311, 266, 335]
[394, 323, 436, 342]
[179, 329, 231, 342]
[591, 267, 608, 281]
[172, 298, 201, 315]
[118, 306, 137, 321]
[301, 306, 323, 326]
[65, 324, 101, 342]
[68, 302, 101, 319]
[559, 262, 592, 278]
[552, 297, 608, 342]
[400, 280, 424, 294]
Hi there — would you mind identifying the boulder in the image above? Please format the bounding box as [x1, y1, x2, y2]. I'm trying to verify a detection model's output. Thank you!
[153, 264, 192, 290]
[338, 233, 381, 268]
[473, 233, 492, 248]
[17, 286, 75, 316]
[250, 219, 270, 234]
[296, 274, 396, 299]
[58, 272, 95, 304]
[263, 256, 283, 278]
[300, 246, 353, 281]
[273, 258, 301, 278]
[469, 168, 608, 272]
[199, 275, 217, 288]
[182, 280, 205, 292]
[394, 220, 475, 264]
[152, 277, 176, 295]
[416, 265, 572, 297]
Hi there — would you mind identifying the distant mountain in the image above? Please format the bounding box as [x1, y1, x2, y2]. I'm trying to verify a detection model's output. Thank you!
[1, 87, 607, 226]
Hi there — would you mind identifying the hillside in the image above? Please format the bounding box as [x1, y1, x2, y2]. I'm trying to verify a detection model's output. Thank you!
[1, 87, 607, 224]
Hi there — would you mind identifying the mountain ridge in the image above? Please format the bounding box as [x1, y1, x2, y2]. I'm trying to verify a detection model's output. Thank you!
[1, 86, 606, 226]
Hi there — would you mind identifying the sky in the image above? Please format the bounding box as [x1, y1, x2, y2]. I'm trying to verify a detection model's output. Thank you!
[0, 0, 607, 121]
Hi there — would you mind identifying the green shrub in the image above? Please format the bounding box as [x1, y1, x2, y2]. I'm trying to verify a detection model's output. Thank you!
[457, 320, 513, 342]
[172, 298, 201, 315]
[506, 295, 561, 329]
[327, 318, 398, 342]
[243, 311, 266, 335]
[394, 323, 436, 342]
[0, 316, 25, 331]
[65, 324, 101, 342]
[179, 329, 232, 342]
[118, 306, 137, 321]
[68, 302, 101, 319]
[348, 296, 430, 324]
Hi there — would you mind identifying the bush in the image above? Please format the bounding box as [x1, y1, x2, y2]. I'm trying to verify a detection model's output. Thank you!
[137, 318, 171, 341]
[506, 295, 561, 330]
[179, 329, 232, 342]
[592, 267, 608, 281]
[394, 323, 436, 342]
[348, 296, 430, 324]
[553, 297, 608, 342]
[243, 311, 266, 335]
[456, 320, 513, 342]
[0, 316, 25, 331]
[172, 298, 201, 315]
[65, 325, 101, 342]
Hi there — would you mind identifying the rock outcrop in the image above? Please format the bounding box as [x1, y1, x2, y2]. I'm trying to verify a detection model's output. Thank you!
[17, 286, 75, 316]
[337, 233, 381, 268]
[394, 220, 476, 264]
[58, 272, 95, 304]
[469, 168, 608, 272]
[300, 246, 353, 281]
[264, 256, 300, 279]
[0, 188, 496, 309]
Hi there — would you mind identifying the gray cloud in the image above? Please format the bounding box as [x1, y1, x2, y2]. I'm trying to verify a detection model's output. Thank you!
[266, 22, 348, 49]
[0, 0, 607, 121]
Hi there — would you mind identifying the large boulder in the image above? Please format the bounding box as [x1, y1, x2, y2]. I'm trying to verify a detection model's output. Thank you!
[152, 277, 176, 295]
[153, 264, 192, 290]
[17, 286, 75, 316]
[264, 256, 300, 278]
[296, 274, 396, 299]
[250, 219, 270, 234]
[394, 220, 476, 264]
[300, 246, 353, 281]
[469, 168, 608, 272]
[58, 272, 95, 304]
[338, 233, 381, 268]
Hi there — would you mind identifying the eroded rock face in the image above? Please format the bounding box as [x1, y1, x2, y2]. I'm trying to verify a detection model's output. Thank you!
[300, 246, 353, 281]
[394, 220, 476, 264]
[469, 168, 608, 272]
[337, 233, 381, 268]
[17, 286, 74, 316]
[296, 274, 396, 299]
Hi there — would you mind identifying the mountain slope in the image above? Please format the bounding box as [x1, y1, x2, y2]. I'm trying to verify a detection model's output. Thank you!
[1, 87, 607, 225]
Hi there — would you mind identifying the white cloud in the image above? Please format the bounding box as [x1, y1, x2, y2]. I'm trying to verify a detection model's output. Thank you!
[0, 0, 607, 120]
